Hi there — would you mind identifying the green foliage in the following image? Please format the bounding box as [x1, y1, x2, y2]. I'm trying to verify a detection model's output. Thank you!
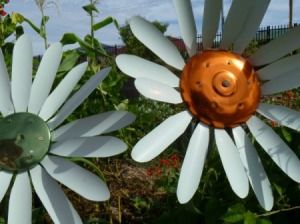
[243, 40, 259, 57]
[32, 208, 46, 224]
[92, 16, 119, 31]
[57, 50, 80, 73]
[0, 13, 25, 47]
[83, 3, 99, 16]
[131, 197, 153, 211]
[33, 0, 60, 48]
[222, 204, 273, 224]
[11, 12, 41, 34]
[60, 32, 108, 58]
[223, 203, 246, 223]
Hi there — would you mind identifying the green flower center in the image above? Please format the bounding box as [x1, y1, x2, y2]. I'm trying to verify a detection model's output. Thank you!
[0, 113, 51, 172]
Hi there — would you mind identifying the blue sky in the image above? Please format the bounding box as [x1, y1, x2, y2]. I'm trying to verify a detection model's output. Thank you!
[5, 0, 300, 55]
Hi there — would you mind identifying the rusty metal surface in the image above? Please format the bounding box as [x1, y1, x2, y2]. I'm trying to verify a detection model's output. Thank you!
[180, 50, 261, 128]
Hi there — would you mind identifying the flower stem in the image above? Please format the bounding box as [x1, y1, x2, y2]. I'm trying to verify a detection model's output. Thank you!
[257, 205, 300, 217]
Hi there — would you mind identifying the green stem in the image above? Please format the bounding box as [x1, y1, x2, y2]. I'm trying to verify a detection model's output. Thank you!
[41, 8, 48, 49]
[90, 0, 95, 49]
[257, 205, 300, 217]
[88, 0, 99, 74]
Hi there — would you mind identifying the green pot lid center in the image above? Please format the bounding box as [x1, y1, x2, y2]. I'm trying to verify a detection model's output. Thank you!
[0, 112, 50, 172]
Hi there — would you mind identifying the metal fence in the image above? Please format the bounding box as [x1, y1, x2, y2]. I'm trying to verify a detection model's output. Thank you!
[256, 24, 293, 41]
[105, 23, 298, 55]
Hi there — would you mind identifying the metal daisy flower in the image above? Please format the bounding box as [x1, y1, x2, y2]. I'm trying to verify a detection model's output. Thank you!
[116, 0, 300, 211]
[0, 34, 135, 223]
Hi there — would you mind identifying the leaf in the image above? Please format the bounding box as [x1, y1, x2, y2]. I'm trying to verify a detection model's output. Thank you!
[15, 25, 24, 38]
[243, 211, 256, 224]
[8, 13, 40, 37]
[257, 218, 272, 224]
[3, 15, 16, 38]
[273, 183, 283, 196]
[223, 214, 244, 223]
[61, 33, 91, 51]
[11, 12, 25, 24]
[40, 15, 49, 27]
[82, 3, 98, 16]
[228, 203, 246, 214]
[60, 32, 79, 45]
[60, 32, 109, 57]
[57, 50, 80, 73]
[84, 34, 108, 56]
[281, 127, 292, 143]
[115, 99, 129, 111]
[92, 16, 119, 31]
[223, 204, 246, 223]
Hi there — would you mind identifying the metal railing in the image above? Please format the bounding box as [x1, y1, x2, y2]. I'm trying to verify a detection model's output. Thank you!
[106, 23, 298, 55]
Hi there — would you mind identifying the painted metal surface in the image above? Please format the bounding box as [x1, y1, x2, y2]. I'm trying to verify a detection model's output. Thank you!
[0, 113, 50, 171]
[180, 50, 261, 128]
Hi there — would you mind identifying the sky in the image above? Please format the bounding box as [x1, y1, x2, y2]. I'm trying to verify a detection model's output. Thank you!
[5, 0, 300, 55]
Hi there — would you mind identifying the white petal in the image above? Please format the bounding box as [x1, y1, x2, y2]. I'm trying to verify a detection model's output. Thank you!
[48, 67, 111, 130]
[132, 110, 192, 162]
[130, 16, 185, 70]
[257, 53, 300, 81]
[52, 111, 136, 142]
[250, 26, 300, 66]
[50, 136, 127, 157]
[39, 62, 88, 121]
[172, 0, 197, 56]
[221, 0, 250, 49]
[30, 165, 82, 224]
[0, 50, 14, 116]
[247, 116, 300, 182]
[261, 68, 300, 95]
[11, 34, 33, 112]
[116, 54, 179, 87]
[233, 126, 273, 211]
[135, 78, 182, 104]
[42, 155, 110, 201]
[258, 103, 300, 131]
[233, 0, 270, 53]
[177, 123, 209, 204]
[215, 129, 249, 198]
[0, 171, 13, 202]
[202, 0, 222, 49]
[8, 172, 32, 224]
[28, 43, 63, 114]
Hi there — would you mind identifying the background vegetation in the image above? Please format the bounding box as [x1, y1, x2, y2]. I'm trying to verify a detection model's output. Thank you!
[0, 1, 300, 223]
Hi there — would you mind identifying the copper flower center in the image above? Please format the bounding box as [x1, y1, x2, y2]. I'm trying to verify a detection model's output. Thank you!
[180, 50, 261, 128]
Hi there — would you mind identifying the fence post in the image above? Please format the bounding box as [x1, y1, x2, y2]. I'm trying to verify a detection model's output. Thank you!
[267, 26, 270, 41]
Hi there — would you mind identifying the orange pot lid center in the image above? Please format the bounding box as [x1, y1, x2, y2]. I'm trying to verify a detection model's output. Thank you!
[180, 50, 261, 128]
